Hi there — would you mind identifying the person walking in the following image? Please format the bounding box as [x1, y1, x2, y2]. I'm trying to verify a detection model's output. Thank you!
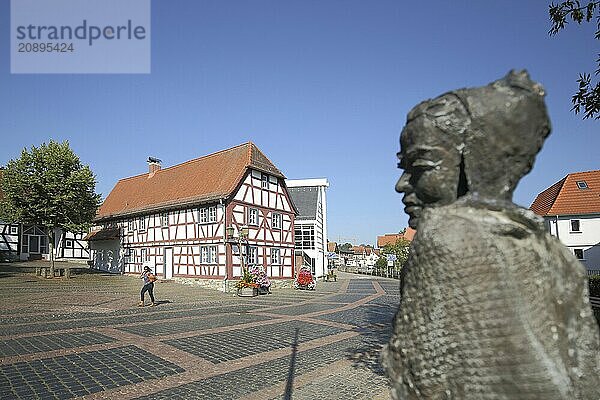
[139, 266, 157, 307]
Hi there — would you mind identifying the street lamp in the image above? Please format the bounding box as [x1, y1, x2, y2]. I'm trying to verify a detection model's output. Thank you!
[237, 225, 249, 273]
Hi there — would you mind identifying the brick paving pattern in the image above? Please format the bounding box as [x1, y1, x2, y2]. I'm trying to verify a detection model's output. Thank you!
[0, 345, 184, 399]
[135, 338, 362, 400]
[116, 313, 273, 337]
[164, 320, 345, 363]
[0, 331, 115, 357]
[0, 265, 397, 399]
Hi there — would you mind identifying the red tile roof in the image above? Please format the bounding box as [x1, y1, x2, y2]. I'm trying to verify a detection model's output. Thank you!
[97, 142, 284, 221]
[377, 228, 415, 248]
[351, 245, 375, 255]
[530, 170, 600, 216]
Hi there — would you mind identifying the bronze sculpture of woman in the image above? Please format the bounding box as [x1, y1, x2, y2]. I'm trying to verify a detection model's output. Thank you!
[383, 70, 600, 399]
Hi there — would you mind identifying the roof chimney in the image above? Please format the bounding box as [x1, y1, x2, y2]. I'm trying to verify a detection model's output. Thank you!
[147, 157, 162, 177]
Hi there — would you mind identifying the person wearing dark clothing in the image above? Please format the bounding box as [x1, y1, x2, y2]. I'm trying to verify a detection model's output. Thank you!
[139, 266, 156, 307]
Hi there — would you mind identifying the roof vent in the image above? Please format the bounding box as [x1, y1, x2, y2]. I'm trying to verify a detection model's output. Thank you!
[576, 180, 588, 190]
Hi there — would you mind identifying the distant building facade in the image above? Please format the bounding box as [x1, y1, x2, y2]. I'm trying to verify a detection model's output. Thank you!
[286, 178, 329, 278]
[530, 170, 600, 272]
[350, 245, 379, 270]
[86, 143, 297, 281]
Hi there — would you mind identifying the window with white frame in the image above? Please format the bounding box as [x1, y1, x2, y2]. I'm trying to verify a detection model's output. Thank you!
[10, 226, 18, 235]
[198, 206, 217, 223]
[576, 180, 588, 189]
[570, 219, 581, 232]
[248, 208, 259, 226]
[140, 248, 146, 262]
[261, 174, 269, 189]
[295, 225, 315, 249]
[65, 239, 73, 248]
[574, 248, 584, 260]
[272, 213, 282, 229]
[139, 217, 146, 231]
[201, 245, 218, 264]
[160, 213, 169, 227]
[128, 220, 134, 232]
[271, 248, 281, 265]
[247, 246, 258, 265]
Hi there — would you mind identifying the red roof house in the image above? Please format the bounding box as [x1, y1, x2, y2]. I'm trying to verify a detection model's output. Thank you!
[530, 170, 600, 272]
[88, 142, 297, 281]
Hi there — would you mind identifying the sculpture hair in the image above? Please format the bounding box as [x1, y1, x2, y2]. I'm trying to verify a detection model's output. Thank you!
[404, 70, 551, 200]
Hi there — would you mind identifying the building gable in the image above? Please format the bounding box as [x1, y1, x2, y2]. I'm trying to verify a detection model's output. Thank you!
[530, 170, 600, 216]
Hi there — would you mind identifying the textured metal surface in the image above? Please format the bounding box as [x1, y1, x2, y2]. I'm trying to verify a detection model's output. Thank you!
[385, 71, 600, 399]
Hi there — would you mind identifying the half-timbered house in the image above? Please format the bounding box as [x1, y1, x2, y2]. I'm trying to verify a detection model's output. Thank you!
[86, 142, 297, 283]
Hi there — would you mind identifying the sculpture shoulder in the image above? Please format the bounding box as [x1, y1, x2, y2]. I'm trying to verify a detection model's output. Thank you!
[415, 202, 543, 251]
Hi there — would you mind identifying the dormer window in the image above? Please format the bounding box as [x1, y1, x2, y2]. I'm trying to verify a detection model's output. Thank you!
[576, 180, 588, 189]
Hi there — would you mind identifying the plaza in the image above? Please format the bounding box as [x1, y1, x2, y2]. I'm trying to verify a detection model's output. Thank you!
[0, 265, 396, 399]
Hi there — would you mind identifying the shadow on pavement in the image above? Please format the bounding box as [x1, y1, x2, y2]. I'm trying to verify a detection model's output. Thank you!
[284, 327, 300, 400]
[152, 300, 173, 306]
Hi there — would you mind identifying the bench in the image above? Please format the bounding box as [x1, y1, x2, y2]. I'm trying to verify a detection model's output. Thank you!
[37, 265, 91, 278]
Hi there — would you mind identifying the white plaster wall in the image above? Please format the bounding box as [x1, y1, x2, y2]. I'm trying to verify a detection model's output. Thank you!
[546, 215, 600, 270]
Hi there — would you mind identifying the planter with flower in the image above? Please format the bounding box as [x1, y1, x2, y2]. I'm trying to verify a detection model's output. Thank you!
[235, 268, 259, 297]
[249, 266, 272, 294]
[235, 266, 271, 296]
[294, 266, 316, 290]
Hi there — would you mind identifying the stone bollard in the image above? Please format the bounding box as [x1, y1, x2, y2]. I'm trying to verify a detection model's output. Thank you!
[65, 268, 71, 279]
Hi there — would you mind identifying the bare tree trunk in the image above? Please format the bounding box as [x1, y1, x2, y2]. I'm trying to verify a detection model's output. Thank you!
[48, 228, 55, 278]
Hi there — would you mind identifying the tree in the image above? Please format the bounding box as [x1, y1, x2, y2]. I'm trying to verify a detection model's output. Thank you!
[549, 1, 600, 119]
[380, 238, 411, 273]
[0, 140, 101, 277]
[339, 242, 353, 252]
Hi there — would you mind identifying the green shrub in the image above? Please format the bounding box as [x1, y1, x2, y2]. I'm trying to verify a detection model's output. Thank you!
[589, 275, 600, 297]
[0, 251, 19, 263]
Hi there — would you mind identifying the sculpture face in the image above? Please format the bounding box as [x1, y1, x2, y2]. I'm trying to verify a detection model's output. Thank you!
[395, 115, 461, 229]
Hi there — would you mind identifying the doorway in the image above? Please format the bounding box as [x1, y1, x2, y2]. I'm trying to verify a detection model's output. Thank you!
[164, 247, 173, 279]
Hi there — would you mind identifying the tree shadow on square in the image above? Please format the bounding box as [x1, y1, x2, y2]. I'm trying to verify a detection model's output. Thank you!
[283, 327, 299, 400]
[345, 303, 397, 377]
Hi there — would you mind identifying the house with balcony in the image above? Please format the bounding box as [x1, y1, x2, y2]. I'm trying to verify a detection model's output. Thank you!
[530, 170, 600, 272]
[85, 142, 297, 282]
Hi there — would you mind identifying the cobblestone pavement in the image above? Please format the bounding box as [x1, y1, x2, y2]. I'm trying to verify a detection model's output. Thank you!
[0, 265, 400, 399]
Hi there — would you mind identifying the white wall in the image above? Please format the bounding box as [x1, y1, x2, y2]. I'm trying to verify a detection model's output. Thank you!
[546, 214, 600, 271]
[287, 178, 329, 278]
[90, 240, 122, 273]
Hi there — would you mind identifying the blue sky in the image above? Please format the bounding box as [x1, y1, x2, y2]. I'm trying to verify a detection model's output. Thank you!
[1, 0, 598, 245]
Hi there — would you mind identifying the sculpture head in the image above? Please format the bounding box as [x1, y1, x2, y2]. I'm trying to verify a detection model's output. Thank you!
[396, 70, 551, 229]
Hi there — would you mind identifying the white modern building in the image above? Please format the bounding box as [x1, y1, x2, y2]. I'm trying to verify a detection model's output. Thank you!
[286, 178, 329, 278]
[530, 170, 600, 272]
